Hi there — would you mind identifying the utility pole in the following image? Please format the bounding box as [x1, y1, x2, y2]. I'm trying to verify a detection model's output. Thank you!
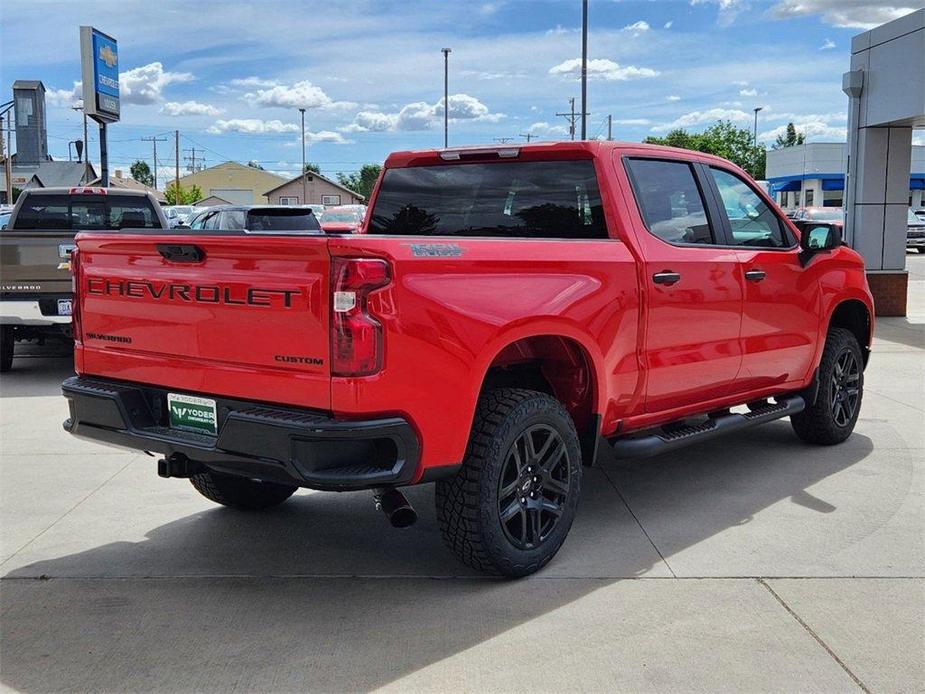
[441, 47, 452, 148]
[493, 137, 515, 144]
[607, 114, 612, 141]
[580, 0, 589, 140]
[72, 103, 89, 182]
[557, 98, 578, 140]
[519, 132, 534, 143]
[299, 108, 307, 204]
[0, 112, 11, 205]
[142, 136, 167, 189]
[174, 130, 180, 202]
[183, 148, 205, 173]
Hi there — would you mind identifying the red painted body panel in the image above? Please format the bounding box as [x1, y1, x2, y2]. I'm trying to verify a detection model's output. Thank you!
[72, 141, 874, 483]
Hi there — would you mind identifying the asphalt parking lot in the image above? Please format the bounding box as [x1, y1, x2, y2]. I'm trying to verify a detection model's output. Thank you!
[1, 256, 923, 693]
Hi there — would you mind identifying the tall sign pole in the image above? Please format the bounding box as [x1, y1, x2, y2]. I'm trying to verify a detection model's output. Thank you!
[441, 48, 451, 148]
[580, 0, 588, 140]
[80, 26, 120, 186]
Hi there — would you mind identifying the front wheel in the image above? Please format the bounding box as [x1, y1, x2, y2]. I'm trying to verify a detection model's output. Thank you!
[190, 470, 297, 510]
[436, 388, 582, 577]
[791, 327, 864, 445]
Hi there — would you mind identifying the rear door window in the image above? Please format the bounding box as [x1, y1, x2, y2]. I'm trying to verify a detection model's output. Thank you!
[367, 160, 609, 239]
[624, 158, 715, 245]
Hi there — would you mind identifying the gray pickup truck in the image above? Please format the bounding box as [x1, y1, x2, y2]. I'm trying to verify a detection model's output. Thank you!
[0, 187, 168, 371]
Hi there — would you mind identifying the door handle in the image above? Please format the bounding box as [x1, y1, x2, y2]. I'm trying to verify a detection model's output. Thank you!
[652, 271, 681, 285]
[157, 244, 206, 263]
[744, 269, 766, 282]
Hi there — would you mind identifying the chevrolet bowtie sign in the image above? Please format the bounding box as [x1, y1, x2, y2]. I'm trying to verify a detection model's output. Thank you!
[80, 26, 120, 123]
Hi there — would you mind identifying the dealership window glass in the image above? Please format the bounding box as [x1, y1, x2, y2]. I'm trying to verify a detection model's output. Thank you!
[710, 168, 790, 248]
[368, 160, 608, 239]
[624, 158, 714, 245]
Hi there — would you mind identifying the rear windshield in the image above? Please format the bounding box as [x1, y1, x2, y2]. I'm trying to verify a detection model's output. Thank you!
[10, 193, 163, 231]
[367, 160, 608, 239]
[244, 208, 321, 232]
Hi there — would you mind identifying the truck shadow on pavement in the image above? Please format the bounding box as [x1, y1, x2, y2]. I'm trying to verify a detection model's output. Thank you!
[0, 424, 876, 692]
[0, 346, 74, 398]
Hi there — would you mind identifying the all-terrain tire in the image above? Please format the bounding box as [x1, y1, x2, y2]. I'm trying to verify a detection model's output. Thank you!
[791, 327, 864, 445]
[0, 327, 13, 373]
[435, 388, 582, 577]
[190, 470, 297, 510]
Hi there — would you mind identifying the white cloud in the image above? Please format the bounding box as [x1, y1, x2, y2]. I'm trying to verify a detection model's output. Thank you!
[769, 1, 919, 29]
[528, 121, 568, 136]
[247, 79, 353, 110]
[913, 133, 925, 147]
[623, 20, 650, 34]
[652, 107, 752, 131]
[304, 130, 352, 145]
[229, 76, 280, 88]
[664, 20, 674, 28]
[161, 101, 223, 117]
[759, 120, 847, 142]
[667, 95, 682, 102]
[690, 0, 746, 26]
[613, 118, 652, 126]
[207, 119, 300, 134]
[820, 38, 836, 50]
[120, 62, 193, 105]
[46, 85, 81, 107]
[765, 111, 847, 122]
[343, 93, 503, 133]
[739, 88, 758, 96]
[549, 58, 659, 81]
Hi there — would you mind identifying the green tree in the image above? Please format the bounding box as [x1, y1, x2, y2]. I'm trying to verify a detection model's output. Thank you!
[336, 163, 382, 200]
[164, 182, 203, 205]
[304, 162, 322, 174]
[772, 122, 806, 150]
[130, 160, 154, 187]
[645, 120, 766, 179]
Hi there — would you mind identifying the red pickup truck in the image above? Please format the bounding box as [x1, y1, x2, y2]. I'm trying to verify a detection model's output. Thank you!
[62, 142, 873, 576]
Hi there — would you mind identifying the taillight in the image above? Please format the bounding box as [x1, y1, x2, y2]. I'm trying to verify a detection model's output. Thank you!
[330, 257, 390, 376]
[70, 247, 82, 342]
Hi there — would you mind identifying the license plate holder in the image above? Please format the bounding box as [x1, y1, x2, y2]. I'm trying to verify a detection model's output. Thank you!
[167, 393, 218, 436]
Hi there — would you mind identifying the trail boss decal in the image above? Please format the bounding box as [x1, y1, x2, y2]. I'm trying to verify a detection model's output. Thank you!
[86, 278, 301, 308]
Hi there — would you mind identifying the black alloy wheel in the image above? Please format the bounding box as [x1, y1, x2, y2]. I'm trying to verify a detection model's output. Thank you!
[497, 424, 571, 550]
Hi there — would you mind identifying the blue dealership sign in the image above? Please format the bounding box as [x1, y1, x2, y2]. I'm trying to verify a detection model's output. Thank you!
[80, 26, 120, 122]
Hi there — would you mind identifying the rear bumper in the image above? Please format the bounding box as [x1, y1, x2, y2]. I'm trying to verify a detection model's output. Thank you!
[0, 299, 71, 326]
[62, 376, 420, 491]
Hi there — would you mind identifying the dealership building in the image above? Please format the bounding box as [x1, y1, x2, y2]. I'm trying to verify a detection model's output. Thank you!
[766, 142, 925, 211]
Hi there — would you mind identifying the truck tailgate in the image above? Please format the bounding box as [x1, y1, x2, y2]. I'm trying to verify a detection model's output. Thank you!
[76, 232, 332, 409]
[0, 232, 73, 295]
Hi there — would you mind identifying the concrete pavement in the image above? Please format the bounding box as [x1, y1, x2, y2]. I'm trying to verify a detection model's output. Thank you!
[1, 256, 923, 692]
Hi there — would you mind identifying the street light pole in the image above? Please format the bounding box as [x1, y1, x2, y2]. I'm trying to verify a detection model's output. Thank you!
[752, 106, 764, 177]
[441, 48, 451, 148]
[580, 0, 588, 140]
[753, 106, 763, 147]
[299, 107, 307, 204]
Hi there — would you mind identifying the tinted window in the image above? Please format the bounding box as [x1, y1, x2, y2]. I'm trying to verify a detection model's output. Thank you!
[11, 194, 162, 230]
[368, 160, 608, 239]
[245, 209, 321, 232]
[624, 159, 714, 245]
[710, 168, 790, 248]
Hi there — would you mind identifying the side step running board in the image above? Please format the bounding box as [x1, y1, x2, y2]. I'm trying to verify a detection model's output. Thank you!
[609, 396, 805, 459]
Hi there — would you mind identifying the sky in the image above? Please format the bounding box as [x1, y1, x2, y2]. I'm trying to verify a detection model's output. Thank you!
[1, 0, 922, 187]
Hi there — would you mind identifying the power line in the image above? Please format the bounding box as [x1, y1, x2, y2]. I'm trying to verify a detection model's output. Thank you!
[141, 136, 167, 189]
[183, 147, 206, 173]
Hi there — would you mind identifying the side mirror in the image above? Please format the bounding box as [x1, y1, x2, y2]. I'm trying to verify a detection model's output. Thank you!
[799, 224, 841, 266]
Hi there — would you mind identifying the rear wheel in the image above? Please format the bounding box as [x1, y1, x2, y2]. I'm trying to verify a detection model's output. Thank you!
[190, 470, 297, 510]
[791, 327, 864, 445]
[0, 327, 13, 373]
[436, 388, 582, 577]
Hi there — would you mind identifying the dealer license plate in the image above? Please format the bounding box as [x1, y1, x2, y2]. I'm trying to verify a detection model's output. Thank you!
[167, 393, 218, 435]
